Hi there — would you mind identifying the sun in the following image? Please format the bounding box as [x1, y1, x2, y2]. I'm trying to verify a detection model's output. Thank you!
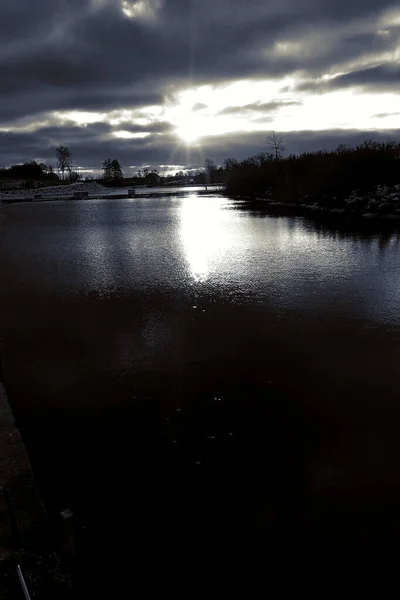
[164, 90, 206, 144]
[176, 118, 201, 144]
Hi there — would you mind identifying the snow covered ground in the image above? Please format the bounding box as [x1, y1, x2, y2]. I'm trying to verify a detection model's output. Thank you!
[299, 184, 400, 217]
[128, 184, 223, 195]
[0, 182, 223, 202]
[0, 181, 107, 201]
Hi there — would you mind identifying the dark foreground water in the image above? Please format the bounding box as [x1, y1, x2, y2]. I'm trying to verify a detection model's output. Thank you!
[1, 196, 400, 588]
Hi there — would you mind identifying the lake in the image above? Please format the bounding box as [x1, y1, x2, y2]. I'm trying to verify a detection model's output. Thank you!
[1, 195, 400, 586]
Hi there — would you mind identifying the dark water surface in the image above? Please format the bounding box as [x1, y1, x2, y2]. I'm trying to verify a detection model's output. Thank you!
[1, 196, 400, 585]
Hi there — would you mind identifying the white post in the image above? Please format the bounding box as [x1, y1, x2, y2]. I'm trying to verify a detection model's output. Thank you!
[16, 565, 31, 600]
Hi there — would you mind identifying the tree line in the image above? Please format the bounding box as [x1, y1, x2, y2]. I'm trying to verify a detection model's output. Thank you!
[224, 135, 400, 206]
[0, 146, 81, 185]
[0, 140, 229, 188]
[5, 132, 398, 201]
[0, 161, 58, 183]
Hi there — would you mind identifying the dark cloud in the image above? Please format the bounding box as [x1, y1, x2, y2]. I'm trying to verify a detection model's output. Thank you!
[294, 63, 400, 94]
[329, 63, 400, 91]
[119, 121, 174, 134]
[0, 0, 399, 168]
[219, 101, 301, 116]
[0, 89, 164, 125]
[374, 112, 400, 118]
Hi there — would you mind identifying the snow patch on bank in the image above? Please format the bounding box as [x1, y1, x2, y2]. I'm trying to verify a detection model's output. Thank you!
[0, 182, 125, 201]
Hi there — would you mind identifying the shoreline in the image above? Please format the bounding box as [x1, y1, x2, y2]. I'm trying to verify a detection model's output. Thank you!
[0, 381, 46, 550]
[0, 376, 72, 595]
[233, 195, 400, 228]
[228, 181, 400, 228]
[0, 188, 223, 206]
[3, 183, 399, 230]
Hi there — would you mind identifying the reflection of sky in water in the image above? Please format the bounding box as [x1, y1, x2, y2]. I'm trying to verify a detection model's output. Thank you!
[179, 198, 400, 326]
[79, 228, 114, 290]
[1, 197, 400, 328]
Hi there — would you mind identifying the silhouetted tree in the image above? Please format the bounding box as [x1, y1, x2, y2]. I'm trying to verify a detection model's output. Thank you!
[68, 170, 82, 183]
[224, 158, 238, 172]
[39, 162, 48, 175]
[204, 158, 216, 184]
[56, 146, 71, 180]
[102, 158, 123, 182]
[111, 159, 123, 179]
[0, 161, 59, 181]
[267, 131, 285, 161]
[225, 137, 400, 202]
[102, 159, 113, 180]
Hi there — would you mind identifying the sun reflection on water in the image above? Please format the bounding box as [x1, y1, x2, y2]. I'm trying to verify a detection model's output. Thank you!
[179, 196, 231, 282]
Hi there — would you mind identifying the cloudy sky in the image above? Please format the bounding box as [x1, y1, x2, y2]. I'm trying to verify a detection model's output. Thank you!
[1, 0, 399, 176]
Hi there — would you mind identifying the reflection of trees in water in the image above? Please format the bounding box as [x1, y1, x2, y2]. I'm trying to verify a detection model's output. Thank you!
[377, 231, 400, 251]
[305, 219, 398, 243]
[240, 204, 400, 249]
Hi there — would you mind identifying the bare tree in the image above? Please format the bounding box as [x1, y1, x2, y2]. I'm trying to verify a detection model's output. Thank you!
[56, 146, 71, 180]
[204, 158, 215, 184]
[102, 158, 113, 180]
[267, 131, 285, 161]
[336, 143, 348, 154]
[223, 157, 238, 172]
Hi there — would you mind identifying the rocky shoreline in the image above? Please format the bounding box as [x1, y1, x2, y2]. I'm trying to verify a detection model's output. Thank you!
[247, 183, 400, 224]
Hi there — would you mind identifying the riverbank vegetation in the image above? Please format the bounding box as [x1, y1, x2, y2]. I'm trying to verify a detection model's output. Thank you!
[225, 139, 400, 214]
[2, 137, 400, 219]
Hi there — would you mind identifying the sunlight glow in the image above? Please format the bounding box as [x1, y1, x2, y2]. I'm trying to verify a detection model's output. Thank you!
[180, 197, 231, 282]
[113, 130, 150, 139]
[165, 77, 400, 140]
[175, 117, 202, 143]
[54, 110, 106, 125]
[7, 64, 400, 146]
[165, 78, 303, 141]
[0, 118, 52, 134]
[380, 8, 400, 27]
